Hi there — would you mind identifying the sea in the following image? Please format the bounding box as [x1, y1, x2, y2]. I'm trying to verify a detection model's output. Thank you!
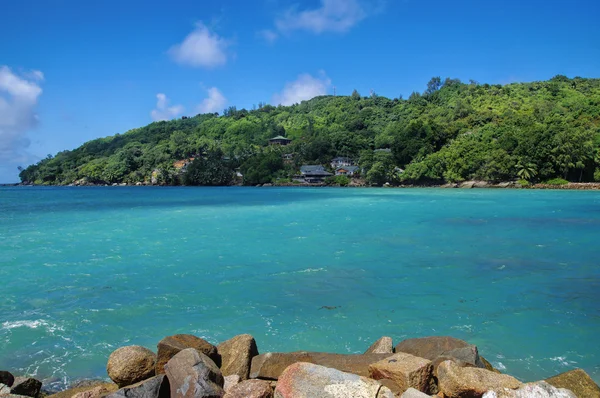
[1, 186, 599, 389]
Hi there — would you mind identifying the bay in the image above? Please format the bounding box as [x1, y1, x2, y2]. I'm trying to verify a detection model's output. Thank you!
[1, 186, 599, 387]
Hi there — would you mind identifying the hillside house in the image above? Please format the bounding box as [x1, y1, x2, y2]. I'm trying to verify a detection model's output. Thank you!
[335, 165, 360, 176]
[268, 135, 292, 146]
[300, 165, 333, 183]
[330, 157, 354, 168]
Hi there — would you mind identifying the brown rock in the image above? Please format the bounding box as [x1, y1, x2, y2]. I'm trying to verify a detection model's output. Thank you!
[369, 352, 434, 394]
[106, 375, 170, 398]
[395, 336, 470, 361]
[545, 368, 600, 398]
[10, 377, 42, 397]
[224, 379, 273, 398]
[365, 337, 394, 355]
[378, 379, 403, 396]
[441, 345, 486, 369]
[164, 347, 224, 398]
[223, 375, 240, 392]
[156, 334, 220, 375]
[480, 357, 501, 373]
[437, 360, 522, 397]
[71, 384, 115, 398]
[401, 388, 431, 397]
[217, 334, 258, 380]
[485, 381, 577, 397]
[106, 345, 156, 388]
[274, 362, 394, 398]
[250, 352, 393, 380]
[46, 382, 118, 398]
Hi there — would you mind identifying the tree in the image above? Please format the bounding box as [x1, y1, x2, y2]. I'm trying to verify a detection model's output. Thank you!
[182, 149, 233, 186]
[351, 89, 361, 100]
[425, 77, 442, 95]
[516, 162, 538, 181]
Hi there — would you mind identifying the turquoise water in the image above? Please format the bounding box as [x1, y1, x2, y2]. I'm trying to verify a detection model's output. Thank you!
[1, 187, 599, 388]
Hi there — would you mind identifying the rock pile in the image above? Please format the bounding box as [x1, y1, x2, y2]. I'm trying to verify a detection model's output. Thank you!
[1, 335, 598, 398]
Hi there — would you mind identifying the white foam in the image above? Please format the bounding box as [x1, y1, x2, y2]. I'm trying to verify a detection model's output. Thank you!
[2, 320, 64, 334]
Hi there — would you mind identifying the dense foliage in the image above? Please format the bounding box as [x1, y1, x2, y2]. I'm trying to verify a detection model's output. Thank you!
[19, 76, 600, 186]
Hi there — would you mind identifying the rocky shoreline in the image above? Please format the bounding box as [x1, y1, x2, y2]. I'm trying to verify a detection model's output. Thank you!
[1, 335, 599, 398]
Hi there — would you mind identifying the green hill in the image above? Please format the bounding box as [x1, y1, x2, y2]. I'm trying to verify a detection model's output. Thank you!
[19, 76, 600, 186]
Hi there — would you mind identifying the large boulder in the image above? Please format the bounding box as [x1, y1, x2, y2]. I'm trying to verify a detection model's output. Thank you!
[395, 336, 470, 361]
[156, 334, 220, 375]
[0, 383, 11, 395]
[368, 352, 433, 394]
[71, 384, 118, 398]
[106, 345, 156, 388]
[545, 368, 600, 398]
[365, 337, 394, 355]
[223, 379, 273, 398]
[10, 377, 42, 397]
[106, 375, 170, 398]
[483, 381, 577, 397]
[217, 334, 259, 380]
[164, 347, 224, 398]
[442, 345, 486, 369]
[437, 360, 522, 397]
[250, 352, 392, 380]
[401, 388, 431, 397]
[223, 375, 240, 393]
[0, 371, 14, 387]
[274, 362, 394, 398]
[46, 382, 118, 398]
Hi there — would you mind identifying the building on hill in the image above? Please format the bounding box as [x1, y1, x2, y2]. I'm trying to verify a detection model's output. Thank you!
[335, 165, 360, 176]
[299, 165, 333, 183]
[374, 148, 391, 153]
[330, 157, 354, 168]
[268, 135, 292, 146]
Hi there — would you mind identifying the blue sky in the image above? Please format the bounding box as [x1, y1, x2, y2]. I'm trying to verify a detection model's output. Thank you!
[1, 0, 599, 182]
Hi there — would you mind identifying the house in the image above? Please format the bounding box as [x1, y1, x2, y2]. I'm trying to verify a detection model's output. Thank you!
[335, 165, 360, 176]
[300, 165, 333, 183]
[330, 157, 354, 168]
[173, 158, 195, 170]
[374, 148, 391, 153]
[268, 135, 292, 146]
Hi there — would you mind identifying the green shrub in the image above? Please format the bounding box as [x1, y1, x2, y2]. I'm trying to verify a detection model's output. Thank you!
[543, 178, 569, 185]
[325, 175, 350, 186]
[517, 179, 530, 187]
[595, 168, 600, 182]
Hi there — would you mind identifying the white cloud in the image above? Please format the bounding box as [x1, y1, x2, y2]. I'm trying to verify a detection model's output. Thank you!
[273, 73, 332, 106]
[169, 22, 230, 68]
[275, 0, 367, 34]
[0, 66, 43, 170]
[150, 93, 184, 121]
[197, 87, 227, 114]
[258, 29, 278, 43]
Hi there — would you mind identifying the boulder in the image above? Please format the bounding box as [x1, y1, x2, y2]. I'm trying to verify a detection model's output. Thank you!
[442, 345, 486, 369]
[46, 382, 118, 398]
[106, 375, 170, 398]
[481, 357, 501, 373]
[223, 379, 273, 398]
[545, 368, 600, 398]
[395, 336, 470, 361]
[365, 337, 394, 355]
[0, 371, 14, 387]
[0, 383, 11, 395]
[10, 377, 42, 397]
[460, 181, 476, 189]
[473, 181, 489, 188]
[483, 381, 576, 397]
[73, 384, 120, 398]
[368, 352, 433, 394]
[250, 352, 392, 380]
[106, 345, 156, 387]
[401, 387, 431, 397]
[156, 334, 220, 375]
[223, 375, 240, 392]
[217, 334, 258, 380]
[437, 360, 522, 397]
[378, 379, 403, 396]
[164, 347, 224, 398]
[274, 362, 394, 398]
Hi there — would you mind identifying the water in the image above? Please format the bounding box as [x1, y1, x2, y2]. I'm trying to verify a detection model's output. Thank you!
[1, 186, 599, 388]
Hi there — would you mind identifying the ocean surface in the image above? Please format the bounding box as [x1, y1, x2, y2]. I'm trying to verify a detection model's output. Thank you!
[1, 186, 599, 389]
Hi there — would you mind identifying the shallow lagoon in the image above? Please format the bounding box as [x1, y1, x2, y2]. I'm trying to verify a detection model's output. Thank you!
[1, 187, 599, 387]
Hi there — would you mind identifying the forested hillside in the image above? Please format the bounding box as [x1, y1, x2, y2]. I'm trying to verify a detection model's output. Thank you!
[19, 76, 600, 186]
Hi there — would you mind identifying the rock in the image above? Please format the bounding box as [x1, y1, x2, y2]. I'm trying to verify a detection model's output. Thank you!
[46, 382, 118, 398]
[156, 334, 220, 375]
[365, 337, 394, 355]
[395, 336, 470, 361]
[106, 345, 156, 388]
[223, 375, 240, 392]
[0, 371, 14, 387]
[106, 375, 170, 398]
[368, 352, 434, 394]
[250, 352, 392, 380]
[217, 334, 259, 380]
[223, 379, 273, 398]
[545, 368, 600, 398]
[72, 384, 118, 398]
[441, 345, 486, 369]
[401, 387, 431, 397]
[9, 377, 42, 397]
[378, 379, 403, 397]
[483, 381, 577, 397]
[437, 360, 522, 397]
[274, 362, 394, 398]
[0, 383, 11, 395]
[460, 181, 476, 189]
[473, 181, 489, 188]
[481, 356, 501, 373]
[164, 347, 224, 398]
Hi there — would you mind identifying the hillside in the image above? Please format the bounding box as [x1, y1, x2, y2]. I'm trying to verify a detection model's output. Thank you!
[19, 76, 600, 186]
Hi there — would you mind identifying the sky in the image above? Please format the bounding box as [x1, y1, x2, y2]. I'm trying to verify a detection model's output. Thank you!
[1, 0, 599, 183]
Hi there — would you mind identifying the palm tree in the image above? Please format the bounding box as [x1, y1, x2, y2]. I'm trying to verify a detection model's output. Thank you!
[516, 162, 537, 182]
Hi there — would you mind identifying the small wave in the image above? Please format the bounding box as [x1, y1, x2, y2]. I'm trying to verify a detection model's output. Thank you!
[297, 268, 325, 273]
[494, 361, 507, 370]
[1, 320, 64, 334]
